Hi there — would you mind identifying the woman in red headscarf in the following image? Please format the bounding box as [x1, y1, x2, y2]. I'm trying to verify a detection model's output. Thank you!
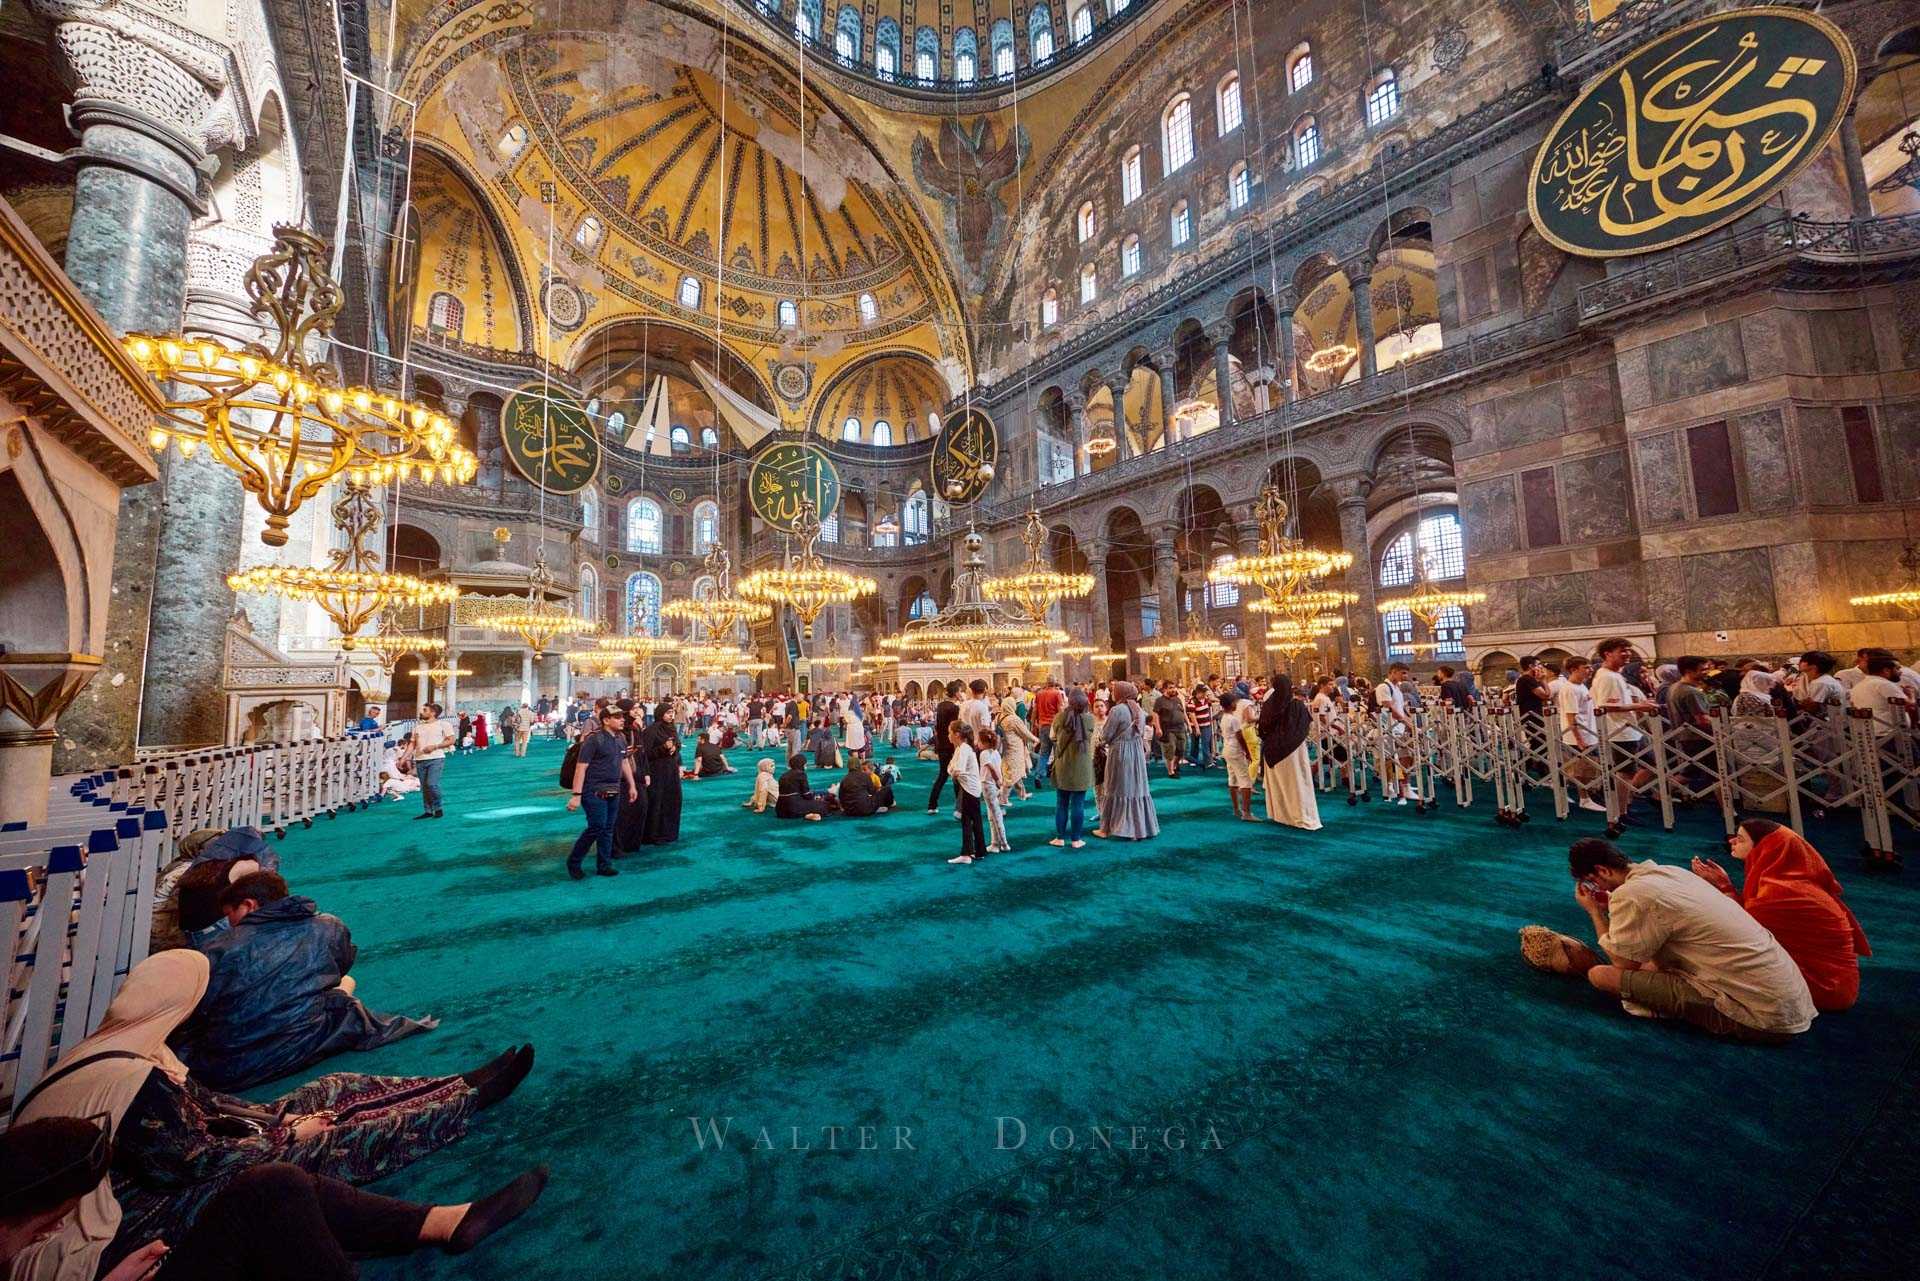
[1691, 818, 1871, 1011]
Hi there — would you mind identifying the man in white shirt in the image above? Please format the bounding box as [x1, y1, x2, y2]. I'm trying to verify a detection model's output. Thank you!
[410, 702, 455, 818]
[1373, 662, 1417, 803]
[1834, 647, 1873, 691]
[1850, 650, 1913, 740]
[1567, 838, 1814, 1043]
[1591, 637, 1657, 812]
[961, 678, 995, 736]
[1554, 655, 1608, 813]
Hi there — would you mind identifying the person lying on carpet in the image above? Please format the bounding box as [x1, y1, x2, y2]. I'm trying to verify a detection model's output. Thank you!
[0, 1118, 545, 1281]
[9, 951, 538, 1281]
[833, 758, 893, 817]
[1562, 838, 1815, 1043]
[693, 735, 735, 778]
[1689, 819, 1870, 1012]
[175, 872, 437, 1091]
[776, 755, 829, 821]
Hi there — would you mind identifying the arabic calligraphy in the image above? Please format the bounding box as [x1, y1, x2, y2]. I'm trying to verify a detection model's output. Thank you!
[501, 384, 601, 494]
[1528, 9, 1854, 258]
[749, 442, 840, 533]
[930, 407, 999, 506]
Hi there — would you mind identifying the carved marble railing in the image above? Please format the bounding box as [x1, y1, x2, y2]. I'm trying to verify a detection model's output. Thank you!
[744, 529, 949, 567]
[1553, 0, 1816, 76]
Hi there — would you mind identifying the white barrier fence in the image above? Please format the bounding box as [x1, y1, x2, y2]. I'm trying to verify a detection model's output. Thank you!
[3, 732, 383, 1113]
[1308, 702, 1919, 858]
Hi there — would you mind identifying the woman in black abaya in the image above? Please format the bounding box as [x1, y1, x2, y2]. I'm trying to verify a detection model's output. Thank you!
[613, 699, 652, 854]
[637, 700, 684, 845]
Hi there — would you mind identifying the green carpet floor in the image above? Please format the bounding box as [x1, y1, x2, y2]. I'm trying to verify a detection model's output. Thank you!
[260, 740, 1920, 1280]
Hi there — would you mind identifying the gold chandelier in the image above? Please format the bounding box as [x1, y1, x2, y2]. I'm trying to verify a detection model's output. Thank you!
[1090, 650, 1129, 665]
[807, 637, 859, 672]
[603, 634, 681, 658]
[1057, 643, 1096, 658]
[330, 607, 446, 699]
[1849, 541, 1920, 616]
[564, 648, 632, 680]
[736, 498, 877, 639]
[980, 508, 1096, 624]
[1248, 589, 1360, 621]
[1375, 580, 1487, 629]
[127, 227, 476, 547]
[229, 483, 459, 647]
[1209, 486, 1354, 602]
[1302, 341, 1358, 376]
[483, 554, 601, 658]
[662, 545, 773, 637]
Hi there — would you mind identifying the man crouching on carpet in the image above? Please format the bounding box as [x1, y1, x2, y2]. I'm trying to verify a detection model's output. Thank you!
[565, 705, 638, 880]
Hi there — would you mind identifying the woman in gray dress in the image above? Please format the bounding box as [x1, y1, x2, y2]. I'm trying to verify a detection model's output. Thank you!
[1095, 680, 1160, 840]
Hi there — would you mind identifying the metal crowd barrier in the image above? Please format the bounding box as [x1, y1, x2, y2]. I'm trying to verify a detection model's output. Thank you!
[1304, 700, 1918, 856]
[102, 732, 384, 841]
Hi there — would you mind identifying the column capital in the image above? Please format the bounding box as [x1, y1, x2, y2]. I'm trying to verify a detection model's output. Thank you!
[1083, 537, 1110, 563]
[1327, 474, 1372, 506]
[1341, 251, 1376, 285]
[1204, 318, 1236, 348]
[1151, 524, 1181, 554]
[1273, 286, 1300, 314]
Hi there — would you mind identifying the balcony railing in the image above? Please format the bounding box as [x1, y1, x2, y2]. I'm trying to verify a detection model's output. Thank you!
[744, 528, 948, 566]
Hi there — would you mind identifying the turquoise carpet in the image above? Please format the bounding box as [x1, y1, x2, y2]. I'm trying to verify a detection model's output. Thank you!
[262, 740, 1920, 1280]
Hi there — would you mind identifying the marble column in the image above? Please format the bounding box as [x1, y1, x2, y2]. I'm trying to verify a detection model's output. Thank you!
[446, 650, 462, 715]
[1085, 541, 1113, 658]
[521, 651, 535, 704]
[1344, 256, 1378, 380]
[1064, 391, 1089, 476]
[415, 667, 430, 711]
[1332, 479, 1377, 675]
[1838, 106, 1874, 220]
[1152, 526, 1181, 646]
[1275, 289, 1298, 405]
[1106, 374, 1132, 460]
[1207, 324, 1236, 432]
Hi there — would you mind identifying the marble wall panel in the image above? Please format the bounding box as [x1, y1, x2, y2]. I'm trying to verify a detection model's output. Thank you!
[1474, 578, 1521, 632]
[1518, 573, 1593, 629]
[1647, 321, 1747, 404]
[1738, 310, 1793, 381]
[1684, 548, 1778, 631]
[1644, 556, 1689, 630]
[1616, 344, 1652, 414]
[1558, 449, 1634, 542]
[1808, 308, 1879, 376]
[1561, 365, 1620, 431]
[1881, 402, 1920, 502]
[1894, 285, 1920, 369]
[1734, 408, 1795, 512]
[1461, 476, 1518, 558]
[1492, 384, 1567, 449]
[1768, 542, 1825, 626]
[1633, 431, 1690, 526]
[1793, 406, 1855, 507]
[1588, 563, 1648, 626]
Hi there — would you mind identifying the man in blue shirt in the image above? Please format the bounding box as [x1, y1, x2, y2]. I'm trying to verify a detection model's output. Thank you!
[565, 705, 638, 880]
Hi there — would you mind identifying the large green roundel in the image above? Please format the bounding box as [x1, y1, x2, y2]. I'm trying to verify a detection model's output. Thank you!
[749, 441, 840, 533]
[1528, 8, 1855, 258]
[501, 384, 602, 494]
[931, 406, 999, 506]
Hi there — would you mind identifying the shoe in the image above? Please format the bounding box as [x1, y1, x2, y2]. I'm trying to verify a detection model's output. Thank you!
[445, 1165, 549, 1255]
[876, 807, 889, 814]
[1396, 798, 1407, 806]
[414, 812, 435, 820]
[948, 855, 974, 864]
[567, 866, 585, 880]
[464, 1044, 534, 1108]
[596, 864, 618, 877]
[1578, 797, 1608, 813]
[431, 811, 445, 819]
[1070, 840, 1086, 849]
[926, 807, 939, 814]
[1048, 838, 1066, 847]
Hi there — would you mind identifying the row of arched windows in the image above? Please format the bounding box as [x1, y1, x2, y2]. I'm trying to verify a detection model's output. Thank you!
[617, 497, 723, 556]
[775, 2, 1158, 83]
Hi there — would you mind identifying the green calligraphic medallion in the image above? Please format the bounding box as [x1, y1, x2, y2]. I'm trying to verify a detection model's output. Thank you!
[501, 384, 601, 494]
[930, 406, 999, 505]
[1528, 8, 1855, 258]
[749, 441, 841, 532]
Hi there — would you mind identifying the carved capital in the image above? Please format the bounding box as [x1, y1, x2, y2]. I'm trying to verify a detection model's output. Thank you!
[37, 2, 245, 159]
[0, 653, 103, 737]
[1204, 319, 1236, 348]
[1327, 474, 1373, 506]
[1341, 252, 1376, 285]
[1273, 286, 1300, 314]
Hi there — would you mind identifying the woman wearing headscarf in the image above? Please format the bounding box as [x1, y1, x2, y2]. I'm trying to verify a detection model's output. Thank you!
[1094, 680, 1159, 840]
[776, 755, 829, 820]
[1048, 688, 1097, 848]
[995, 699, 1040, 802]
[9, 952, 537, 1281]
[842, 700, 869, 762]
[637, 700, 684, 845]
[1691, 818, 1871, 1011]
[807, 716, 840, 770]
[742, 757, 781, 813]
[1257, 675, 1322, 830]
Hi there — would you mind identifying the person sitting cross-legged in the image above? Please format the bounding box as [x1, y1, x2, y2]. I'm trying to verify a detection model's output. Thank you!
[693, 735, 735, 778]
[775, 755, 829, 821]
[835, 758, 893, 817]
[1564, 837, 1815, 1043]
[177, 872, 437, 1091]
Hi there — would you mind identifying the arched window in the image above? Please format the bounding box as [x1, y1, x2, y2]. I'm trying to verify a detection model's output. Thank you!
[915, 27, 939, 81]
[1228, 162, 1250, 210]
[577, 564, 599, 619]
[426, 292, 463, 336]
[1293, 115, 1321, 169]
[908, 589, 938, 619]
[903, 488, 931, 542]
[669, 425, 691, 450]
[1120, 145, 1143, 204]
[1379, 512, 1465, 586]
[954, 28, 978, 82]
[1434, 605, 1467, 659]
[991, 20, 1015, 78]
[872, 420, 893, 446]
[778, 299, 798, 328]
[1109, 0, 1130, 12]
[858, 291, 878, 324]
[875, 19, 900, 78]
[795, 0, 822, 41]
[819, 509, 839, 542]
[678, 275, 702, 308]
[700, 426, 718, 450]
[1162, 93, 1194, 175]
[1029, 7, 1054, 64]
[1079, 262, 1097, 303]
[573, 216, 603, 251]
[625, 572, 663, 637]
[1071, 5, 1093, 43]
[1287, 42, 1314, 92]
[1170, 199, 1191, 245]
[1206, 555, 1240, 607]
[626, 498, 663, 553]
[692, 499, 720, 553]
[606, 410, 626, 439]
[1121, 234, 1141, 277]
[842, 416, 862, 441]
[579, 487, 600, 542]
[1076, 201, 1096, 242]
[1383, 607, 1415, 658]
[1218, 73, 1243, 135]
[497, 123, 529, 159]
[834, 6, 861, 64]
[1366, 69, 1401, 127]
[1041, 288, 1059, 327]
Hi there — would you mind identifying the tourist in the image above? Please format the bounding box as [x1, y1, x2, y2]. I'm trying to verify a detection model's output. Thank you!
[836, 757, 892, 816]
[1690, 819, 1870, 1011]
[1217, 691, 1256, 821]
[1030, 676, 1062, 788]
[946, 722, 988, 864]
[410, 703, 453, 819]
[807, 716, 839, 770]
[456, 712, 474, 754]
[776, 755, 828, 820]
[1150, 682, 1188, 779]
[565, 704, 636, 879]
[1188, 682, 1217, 771]
[744, 757, 780, 813]
[1564, 838, 1815, 1042]
[1555, 655, 1607, 813]
[512, 703, 534, 756]
[1374, 663, 1418, 804]
[926, 680, 962, 814]
[636, 701, 684, 845]
[1513, 655, 1550, 718]
[379, 734, 418, 800]
[843, 698, 869, 762]
[1257, 676, 1321, 830]
[1047, 688, 1096, 849]
[1095, 680, 1159, 840]
[979, 727, 1010, 853]
[1436, 665, 1477, 709]
[1850, 649, 1913, 739]
[0, 1117, 546, 1281]
[472, 711, 490, 751]
[177, 871, 435, 1090]
[9, 951, 537, 1281]
[995, 697, 1039, 801]
[693, 734, 733, 777]
[1791, 650, 1847, 716]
